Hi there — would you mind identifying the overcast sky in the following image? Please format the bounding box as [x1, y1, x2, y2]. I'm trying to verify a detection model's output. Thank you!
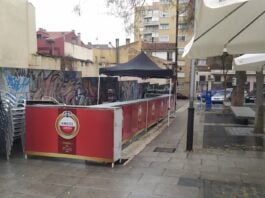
[29, 0, 134, 45]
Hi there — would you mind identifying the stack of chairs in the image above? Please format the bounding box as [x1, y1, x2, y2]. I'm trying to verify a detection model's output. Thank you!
[0, 90, 25, 160]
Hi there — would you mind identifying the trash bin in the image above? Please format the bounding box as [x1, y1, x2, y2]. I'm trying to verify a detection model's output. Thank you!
[205, 91, 212, 111]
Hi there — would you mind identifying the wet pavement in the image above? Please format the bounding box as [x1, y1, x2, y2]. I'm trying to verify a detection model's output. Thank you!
[0, 101, 265, 198]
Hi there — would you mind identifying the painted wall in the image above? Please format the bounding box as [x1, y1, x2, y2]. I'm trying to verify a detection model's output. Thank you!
[0, 0, 36, 68]
[0, 68, 81, 104]
[29, 55, 61, 70]
[0, 68, 149, 105]
[65, 42, 93, 61]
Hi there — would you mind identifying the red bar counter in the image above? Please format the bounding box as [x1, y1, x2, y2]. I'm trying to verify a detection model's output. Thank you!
[26, 105, 122, 163]
[25, 95, 173, 163]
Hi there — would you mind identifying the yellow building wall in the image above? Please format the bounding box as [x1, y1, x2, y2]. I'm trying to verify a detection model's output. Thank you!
[64, 42, 93, 61]
[29, 54, 61, 70]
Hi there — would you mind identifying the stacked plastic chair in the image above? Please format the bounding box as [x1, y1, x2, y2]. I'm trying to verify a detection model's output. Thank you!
[0, 90, 25, 160]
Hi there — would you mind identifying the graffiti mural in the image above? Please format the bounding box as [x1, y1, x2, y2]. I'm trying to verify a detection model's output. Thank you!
[100, 77, 119, 103]
[0, 68, 165, 105]
[29, 70, 81, 105]
[0, 68, 81, 105]
[78, 77, 98, 105]
[119, 81, 141, 101]
[1, 68, 30, 94]
[79, 77, 119, 105]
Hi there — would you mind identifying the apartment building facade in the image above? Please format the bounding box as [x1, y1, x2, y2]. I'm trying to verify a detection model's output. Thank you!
[134, 0, 192, 96]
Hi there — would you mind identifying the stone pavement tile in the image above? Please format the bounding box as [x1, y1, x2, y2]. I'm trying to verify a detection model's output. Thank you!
[57, 186, 130, 198]
[218, 166, 246, 175]
[76, 176, 138, 189]
[241, 171, 265, 178]
[0, 177, 17, 191]
[125, 158, 152, 168]
[156, 152, 180, 158]
[183, 164, 218, 173]
[86, 171, 142, 181]
[135, 156, 171, 163]
[234, 162, 264, 171]
[138, 150, 160, 157]
[163, 169, 200, 180]
[128, 192, 179, 198]
[6, 167, 51, 183]
[150, 161, 184, 170]
[0, 162, 27, 178]
[201, 159, 236, 168]
[171, 158, 202, 166]
[241, 175, 265, 185]
[120, 166, 165, 176]
[138, 175, 179, 185]
[243, 151, 265, 158]
[200, 171, 241, 183]
[50, 166, 91, 177]
[2, 180, 70, 197]
[153, 184, 200, 198]
[178, 177, 203, 188]
[40, 173, 83, 186]
[170, 152, 188, 159]
[127, 192, 163, 198]
[76, 177, 157, 194]
[234, 159, 265, 170]
[187, 153, 218, 161]
[0, 190, 52, 198]
[203, 179, 265, 198]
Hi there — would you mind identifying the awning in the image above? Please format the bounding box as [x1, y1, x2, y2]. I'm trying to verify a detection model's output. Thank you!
[183, 0, 265, 58]
[233, 53, 265, 71]
[99, 52, 173, 78]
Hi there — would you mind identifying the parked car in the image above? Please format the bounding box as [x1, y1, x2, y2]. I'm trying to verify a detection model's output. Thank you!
[197, 90, 219, 102]
[245, 91, 265, 103]
[211, 89, 233, 104]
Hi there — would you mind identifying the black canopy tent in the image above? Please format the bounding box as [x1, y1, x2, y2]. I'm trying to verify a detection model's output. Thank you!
[98, 52, 173, 125]
[99, 52, 173, 78]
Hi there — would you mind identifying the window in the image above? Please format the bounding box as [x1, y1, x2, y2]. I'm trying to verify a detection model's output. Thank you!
[199, 76, 206, 82]
[179, 0, 189, 4]
[177, 35, 185, 41]
[159, 35, 169, 42]
[214, 75, 221, 82]
[160, 0, 169, 4]
[178, 48, 184, 54]
[160, 11, 169, 18]
[167, 52, 173, 61]
[178, 23, 187, 30]
[197, 59, 207, 65]
[178, 60, 185, 66]
[160, 23, 169, 30]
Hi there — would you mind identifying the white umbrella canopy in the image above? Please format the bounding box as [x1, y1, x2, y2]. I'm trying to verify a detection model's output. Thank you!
[183, 0, 265, 59]
[233, 53, 265, 71]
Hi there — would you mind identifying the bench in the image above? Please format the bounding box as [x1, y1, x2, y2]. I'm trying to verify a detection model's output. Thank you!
[230, 106, 255, 125]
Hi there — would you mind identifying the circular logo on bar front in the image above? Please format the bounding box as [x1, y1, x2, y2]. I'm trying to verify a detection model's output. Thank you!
[55, 111, 80, 139]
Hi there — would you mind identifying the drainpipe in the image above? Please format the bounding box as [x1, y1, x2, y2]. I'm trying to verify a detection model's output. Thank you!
[116, 38, 120, 64]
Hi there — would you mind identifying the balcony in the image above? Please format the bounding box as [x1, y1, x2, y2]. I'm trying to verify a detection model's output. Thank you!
[143, 20, 159, 26]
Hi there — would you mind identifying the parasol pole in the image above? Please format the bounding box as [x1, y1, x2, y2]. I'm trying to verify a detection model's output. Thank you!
[97, 75, 101, 105]
[168, 78, 172, 126]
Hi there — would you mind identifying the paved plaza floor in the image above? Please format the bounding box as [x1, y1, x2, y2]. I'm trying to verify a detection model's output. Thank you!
[0, 101, 265, 198]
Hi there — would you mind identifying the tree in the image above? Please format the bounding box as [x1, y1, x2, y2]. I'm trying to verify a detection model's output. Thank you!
[254, 71, 264, 134]
[207, 53, 233, 100]
[231, 71, 246, 106]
